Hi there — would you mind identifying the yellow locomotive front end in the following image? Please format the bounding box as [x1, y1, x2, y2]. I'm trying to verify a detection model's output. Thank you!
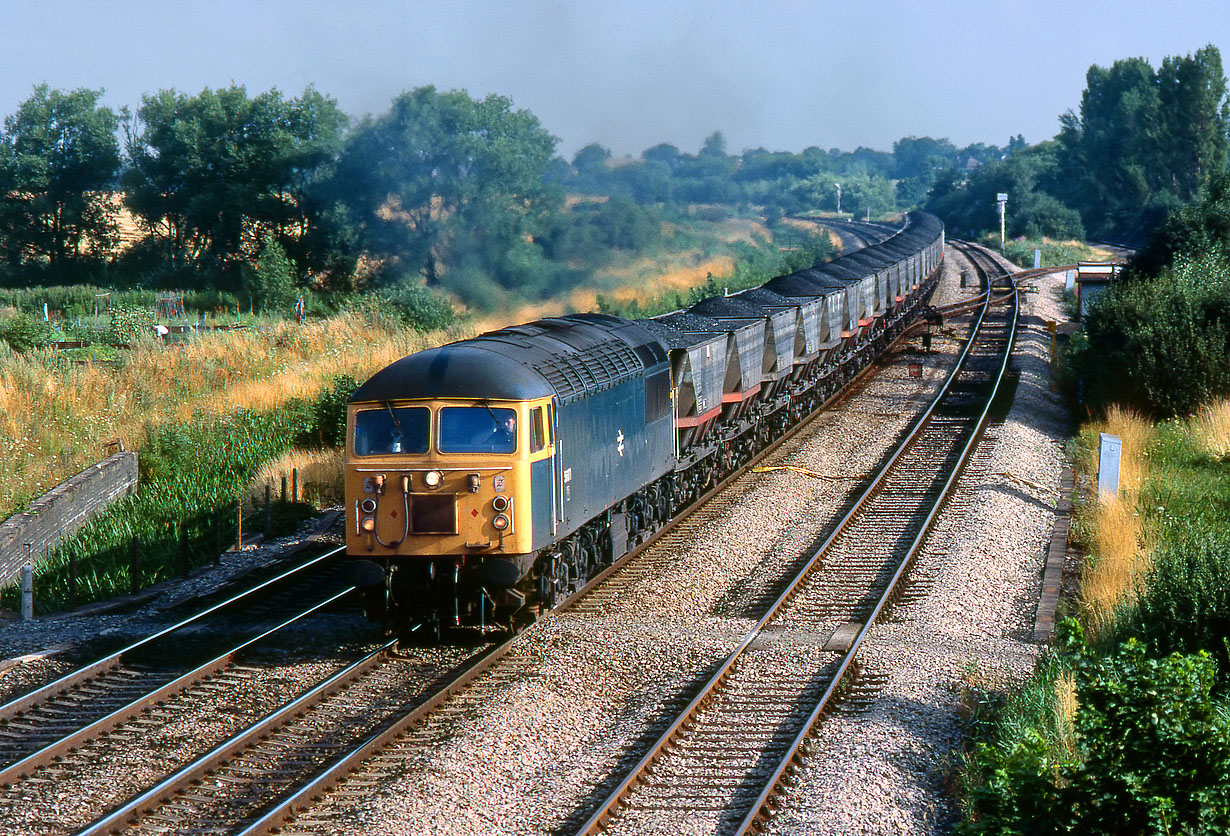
[344, 394, 555, 628]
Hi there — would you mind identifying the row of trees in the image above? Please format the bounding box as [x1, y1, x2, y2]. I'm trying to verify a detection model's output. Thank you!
[0, 83, 572, 308]
[559, 131, 1014, 221]
[928, 45, 1230, 244]
[0, 76, 1020, 311]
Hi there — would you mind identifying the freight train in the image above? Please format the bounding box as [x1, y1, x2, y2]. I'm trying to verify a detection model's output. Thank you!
[344, 211, 945, 630]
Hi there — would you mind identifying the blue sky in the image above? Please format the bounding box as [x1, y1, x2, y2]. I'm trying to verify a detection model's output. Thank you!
[1, 0, 1226, 157]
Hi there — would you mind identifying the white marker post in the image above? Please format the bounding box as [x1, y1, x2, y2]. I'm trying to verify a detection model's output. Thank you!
[21, 564, 33, 621]
[1098, 433, 1122, 500]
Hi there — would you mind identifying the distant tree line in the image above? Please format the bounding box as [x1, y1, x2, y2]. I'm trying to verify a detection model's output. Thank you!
[0, 79, 1019, 313]
[558, 130, 1011, 223]
[927, 44, 1230, 245]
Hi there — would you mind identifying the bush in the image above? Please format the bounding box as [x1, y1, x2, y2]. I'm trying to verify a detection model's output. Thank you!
[0, 312, 53, 352]
[1070, 253, 1230, 416]
[244, 235, 299, 314]
[301, 374, 359, 448]
[962, 638, 1230, 835]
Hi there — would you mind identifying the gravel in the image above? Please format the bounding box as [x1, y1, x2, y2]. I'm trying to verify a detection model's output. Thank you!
[761, 255, 1070, 836]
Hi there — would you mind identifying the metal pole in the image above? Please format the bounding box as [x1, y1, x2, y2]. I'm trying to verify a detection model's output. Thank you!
[21, 564, 33, 621]
[265, 484, 272, 537]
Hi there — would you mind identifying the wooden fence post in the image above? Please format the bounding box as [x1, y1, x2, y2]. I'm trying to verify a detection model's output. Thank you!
[292, 468, 298, 503]
[265, 484, 272, 538]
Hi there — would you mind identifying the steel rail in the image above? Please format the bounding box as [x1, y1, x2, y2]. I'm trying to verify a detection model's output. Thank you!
[573, 241, 1014, 834]
[734, 241, 1017, 833]
[0, 544, 346, 721]
[0, 585, 356, 786]
[75, 634, 400, 836]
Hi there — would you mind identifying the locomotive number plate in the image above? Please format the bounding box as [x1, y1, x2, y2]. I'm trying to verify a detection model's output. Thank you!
[494, 475, 505, 493]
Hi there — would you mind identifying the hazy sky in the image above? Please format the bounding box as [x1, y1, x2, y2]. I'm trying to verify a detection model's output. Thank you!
[2, 0, 1227, 159]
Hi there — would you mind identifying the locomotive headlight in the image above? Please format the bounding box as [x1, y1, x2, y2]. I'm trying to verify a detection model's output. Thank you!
[491, 495, 509, 512]
[423, 469, 443, 489]
[492, 513, 510, 531]
[360, 498, 377, 514]
[361, 517, 376, 532]
[467, 473, 481, 493]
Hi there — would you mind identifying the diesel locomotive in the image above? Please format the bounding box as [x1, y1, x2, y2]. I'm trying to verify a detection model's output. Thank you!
[344, 212, 945, 630]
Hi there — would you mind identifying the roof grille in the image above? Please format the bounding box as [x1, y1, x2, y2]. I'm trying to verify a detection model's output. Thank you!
[533, 339, 644, 403]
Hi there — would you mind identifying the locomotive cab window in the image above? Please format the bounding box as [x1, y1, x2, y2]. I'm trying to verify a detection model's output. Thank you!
[530, 406, 546, 453]
[439, 406, 518, 454]
[354, 406, 429, 456]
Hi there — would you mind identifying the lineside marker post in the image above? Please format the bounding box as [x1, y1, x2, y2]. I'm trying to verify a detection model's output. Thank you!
[1098, 433, 1122, 499]
[20, 561, 33, 621]
[996, 193, 1008, 251]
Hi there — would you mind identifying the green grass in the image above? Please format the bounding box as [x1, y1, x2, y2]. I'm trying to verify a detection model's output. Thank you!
[959, 411, 1230, 833]
[0, 387, 345, 615]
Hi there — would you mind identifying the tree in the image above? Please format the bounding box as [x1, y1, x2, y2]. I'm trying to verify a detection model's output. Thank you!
[1056, 45, 1230, 239]
[641, 142, 682, 170]
[1157, 45, 1230, 202]
[0, 85, 120, 274]
[122, 84, 348, 287]
[244, 233, 297, 313]
[699, 130, 727, 158]
[329, 86, 559, 299]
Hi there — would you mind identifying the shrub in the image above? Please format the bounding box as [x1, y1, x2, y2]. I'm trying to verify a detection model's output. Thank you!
[108, 303, 154, 344]
[1070, 252, 1230, 417]
[961, 638, 1230, 835]
[244, 235, 299, 314]
[0, 312, 53, 352]
[301, 374, 359, 448]
[379, 283, 458, 332]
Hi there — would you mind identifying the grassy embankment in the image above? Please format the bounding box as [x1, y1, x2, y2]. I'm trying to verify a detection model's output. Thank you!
[959, 404, 1230, 833]
[990, 236, 1116, 268]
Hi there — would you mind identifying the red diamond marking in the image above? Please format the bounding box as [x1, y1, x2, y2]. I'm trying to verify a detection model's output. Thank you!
[471, 508, 480, 517]
[390, 511, 397, 518]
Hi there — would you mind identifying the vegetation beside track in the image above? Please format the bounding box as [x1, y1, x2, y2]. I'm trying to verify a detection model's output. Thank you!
[959, 407, 1230, 833]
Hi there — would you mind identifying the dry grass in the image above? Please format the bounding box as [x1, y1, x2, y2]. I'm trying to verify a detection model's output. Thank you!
[1081, 496, 1152, 636]
[1053, 671, 1078, 765]
[0, 312, 458, 518]
[247, 447, 343, 510]
[1191, 399, 1230, 459]
[1086, 404, 1153, 495]
[1076, 405, 1156, 635]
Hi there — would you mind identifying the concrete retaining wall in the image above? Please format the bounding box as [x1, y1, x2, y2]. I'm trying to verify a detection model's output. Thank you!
[0, 452, 139, 584]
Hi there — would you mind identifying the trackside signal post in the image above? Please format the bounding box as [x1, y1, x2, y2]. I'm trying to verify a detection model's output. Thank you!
[996, 193, 1008, 251]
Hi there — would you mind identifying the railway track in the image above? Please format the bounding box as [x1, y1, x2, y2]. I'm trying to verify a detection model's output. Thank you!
[139, 254, 979, 836]
[1, 245, 982, 836]
[570, 241, 1016, 834]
